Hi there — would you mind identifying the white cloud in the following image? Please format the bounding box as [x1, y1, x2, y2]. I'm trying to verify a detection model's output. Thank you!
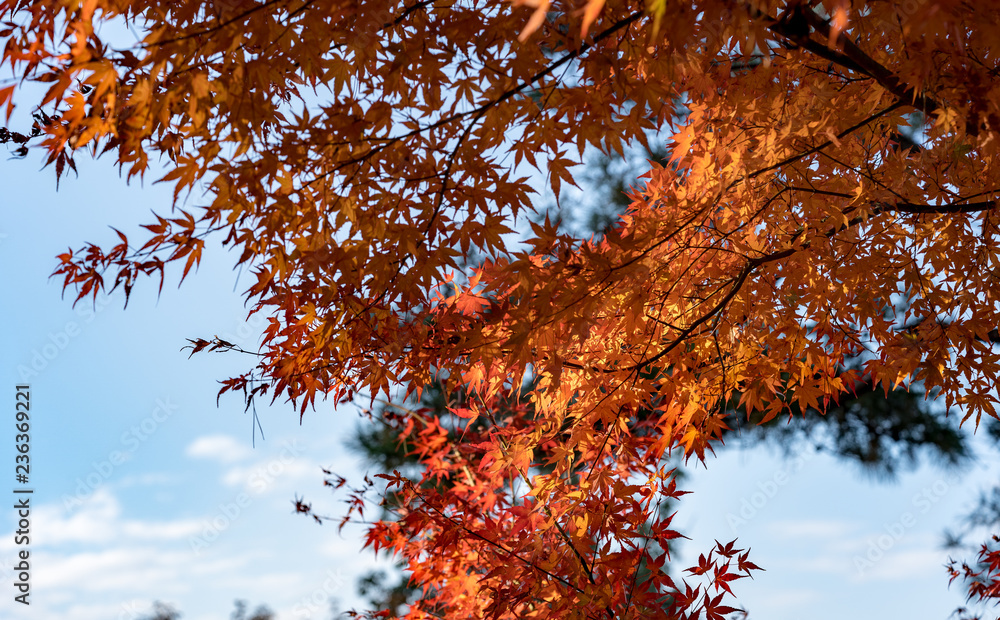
[0, 488, 204, 550]
[765, 519, 859, 539]
[118, 473, 177, 487]
[221, 458, 317, 492]
[214, 439, 317, 492]
[0, 443, 373, 620]
[35, 547, 192, 591]
[186, 435, 254, 463]
[747, 587, 822, 612]
[857, 547, 946, 581]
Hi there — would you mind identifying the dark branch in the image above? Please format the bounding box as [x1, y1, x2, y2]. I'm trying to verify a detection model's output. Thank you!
[757, 4, 940, 115]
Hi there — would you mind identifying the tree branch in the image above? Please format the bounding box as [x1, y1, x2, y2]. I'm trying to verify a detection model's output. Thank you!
[757, 4, 940, 115]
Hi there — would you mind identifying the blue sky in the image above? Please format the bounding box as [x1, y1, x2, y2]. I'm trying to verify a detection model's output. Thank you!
[1, 144, 999, 620]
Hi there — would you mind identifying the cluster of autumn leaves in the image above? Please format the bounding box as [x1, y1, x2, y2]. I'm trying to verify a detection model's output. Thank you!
[4, 0, 1000, 616]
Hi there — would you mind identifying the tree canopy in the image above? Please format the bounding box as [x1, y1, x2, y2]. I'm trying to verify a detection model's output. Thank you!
[4, 0, 1000, 617]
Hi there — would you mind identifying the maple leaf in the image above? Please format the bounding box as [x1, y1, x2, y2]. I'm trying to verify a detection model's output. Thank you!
[5, 0, 1000, 617]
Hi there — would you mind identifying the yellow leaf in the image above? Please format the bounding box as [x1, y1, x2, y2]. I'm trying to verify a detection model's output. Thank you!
[580, 0, 605, 38]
